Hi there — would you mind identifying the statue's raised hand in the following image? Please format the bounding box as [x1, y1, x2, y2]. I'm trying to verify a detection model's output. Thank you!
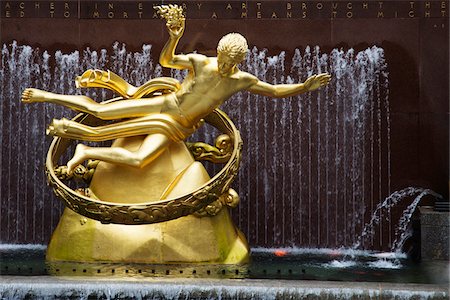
[155, 4, 185, 38]
[304, 73, 331, 92]
[166, 17, 185, 38]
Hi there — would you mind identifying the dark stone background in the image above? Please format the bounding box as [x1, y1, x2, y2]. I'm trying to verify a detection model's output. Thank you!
[0, 0, 448, 250]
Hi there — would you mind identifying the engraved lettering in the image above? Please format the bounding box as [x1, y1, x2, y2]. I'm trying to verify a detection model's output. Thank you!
[138, 11, 143, 18]
[441, 2, 446, 9]
[4, 0, 434, 21]
[441, 10, 446, 17]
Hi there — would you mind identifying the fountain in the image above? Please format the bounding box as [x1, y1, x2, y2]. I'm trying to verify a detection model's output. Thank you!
[1, 1, 449, 299]
[0, 41, 391, 248]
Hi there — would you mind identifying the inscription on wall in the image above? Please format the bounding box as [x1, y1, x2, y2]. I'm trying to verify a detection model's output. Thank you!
[1, 1, 448, 19]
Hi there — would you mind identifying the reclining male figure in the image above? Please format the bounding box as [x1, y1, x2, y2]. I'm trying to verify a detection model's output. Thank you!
[22, 16, 331, 174]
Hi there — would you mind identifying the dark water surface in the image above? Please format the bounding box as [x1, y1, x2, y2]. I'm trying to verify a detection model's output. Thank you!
[1, 245, 448, 285]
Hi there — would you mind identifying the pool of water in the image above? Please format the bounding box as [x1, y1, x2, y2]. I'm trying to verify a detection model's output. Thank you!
[1, 245, 448, 285]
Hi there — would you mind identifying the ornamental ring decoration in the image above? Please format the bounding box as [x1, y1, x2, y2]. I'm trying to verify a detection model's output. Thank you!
[45, 108, 243, 225]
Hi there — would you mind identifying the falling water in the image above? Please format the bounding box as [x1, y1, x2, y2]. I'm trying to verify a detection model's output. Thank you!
[0, 41, 405, 251]
[391, 189, 442, 252]
[352, 187, 442, 252]
[236, 45, 391, 249]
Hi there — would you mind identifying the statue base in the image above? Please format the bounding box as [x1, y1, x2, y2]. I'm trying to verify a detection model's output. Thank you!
[46, 208, 249, 265]
[46, 136, 249, 266]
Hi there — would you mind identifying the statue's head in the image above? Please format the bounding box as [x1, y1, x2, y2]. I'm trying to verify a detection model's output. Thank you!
[217, 33, 248, 75]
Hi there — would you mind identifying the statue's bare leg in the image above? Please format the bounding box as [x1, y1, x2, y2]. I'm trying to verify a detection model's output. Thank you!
[47, 115, 186, 142]
[67, 133, 171, 173]
[48, 117, 150, 141]
[21, 88, 166, 120]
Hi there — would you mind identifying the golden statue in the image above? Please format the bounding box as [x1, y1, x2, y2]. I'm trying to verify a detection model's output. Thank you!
[22, 5, 330, 270]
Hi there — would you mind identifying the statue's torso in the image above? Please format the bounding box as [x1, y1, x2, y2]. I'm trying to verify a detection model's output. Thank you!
[176, 58, 252, 123]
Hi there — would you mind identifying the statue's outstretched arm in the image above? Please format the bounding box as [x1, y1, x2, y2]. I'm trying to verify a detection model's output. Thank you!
[156, 5, 192, 70]
[247, 73, 331, 98]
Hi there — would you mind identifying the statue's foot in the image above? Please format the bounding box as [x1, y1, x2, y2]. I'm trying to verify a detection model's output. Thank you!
[67, 144, 88, 174]
[46, 118, 70, 136]
[75, 69, 110, 88]
[21, 88, 48, 103]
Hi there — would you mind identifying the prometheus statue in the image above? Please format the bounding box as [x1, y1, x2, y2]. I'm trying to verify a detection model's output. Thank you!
[22, 4, 330, 267]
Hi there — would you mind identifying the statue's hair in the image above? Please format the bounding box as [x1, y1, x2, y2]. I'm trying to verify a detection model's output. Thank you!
[217, 33, 248, 63]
